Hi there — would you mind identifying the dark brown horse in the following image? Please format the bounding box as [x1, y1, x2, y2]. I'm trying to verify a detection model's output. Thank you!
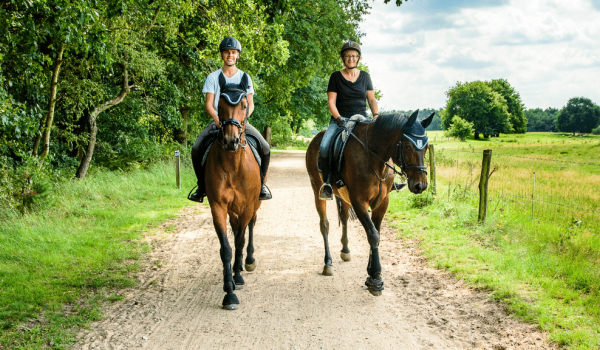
[205, 92, 262, 310]
[305, 110, 434, 295]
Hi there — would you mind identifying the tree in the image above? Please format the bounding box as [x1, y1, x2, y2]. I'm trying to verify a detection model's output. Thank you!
[444, 116, 474, 141]
[488, 79, 526, 133]
[442, 80, 511, 139]
[525, 107, 558, 132]
[555, 97, 600, 135]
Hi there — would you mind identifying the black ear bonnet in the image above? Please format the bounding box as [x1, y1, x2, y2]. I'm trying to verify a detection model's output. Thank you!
[403, 112, 428, 151]
[218, 72, 249, 106]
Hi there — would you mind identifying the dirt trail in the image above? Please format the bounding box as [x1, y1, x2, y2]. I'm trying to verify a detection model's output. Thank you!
[76, 151, 554, 350]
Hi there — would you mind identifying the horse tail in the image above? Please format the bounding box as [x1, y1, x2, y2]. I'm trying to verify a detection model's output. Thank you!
[336, 196, 357, 226]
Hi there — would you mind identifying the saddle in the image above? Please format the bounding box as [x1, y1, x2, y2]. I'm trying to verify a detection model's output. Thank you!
[322, 114, 370, 187]
[201, 131, 262, 168]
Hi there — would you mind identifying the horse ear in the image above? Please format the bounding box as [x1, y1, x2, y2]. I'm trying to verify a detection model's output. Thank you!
[218, 72, 226, 91]
[421, 112, 435, 129]
[405, 109, 419, 129]
[240, 73, 249, 91]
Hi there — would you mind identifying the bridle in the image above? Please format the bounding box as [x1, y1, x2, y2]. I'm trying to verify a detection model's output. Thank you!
[351, 122, 428, 183]
[218, 88, 249, 148]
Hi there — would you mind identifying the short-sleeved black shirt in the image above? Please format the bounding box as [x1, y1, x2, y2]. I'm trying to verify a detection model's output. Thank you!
[327, 70, 374, 118]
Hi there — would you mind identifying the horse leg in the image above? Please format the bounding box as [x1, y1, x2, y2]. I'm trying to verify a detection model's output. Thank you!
[351, 200, 384, 296]
[245, 213, 257, 272]
[371, 194, 389, 233]
[339, 199, 352, 262]
[212, 206, 239, 310]
[232, 224, 246, 288]
[314, 191, 333, 276]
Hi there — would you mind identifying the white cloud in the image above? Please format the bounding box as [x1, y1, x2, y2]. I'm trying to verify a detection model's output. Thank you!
[359, 0, 600, 110]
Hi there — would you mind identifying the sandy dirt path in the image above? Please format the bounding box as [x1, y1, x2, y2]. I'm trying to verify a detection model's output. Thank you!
[76, 151, 554, 350]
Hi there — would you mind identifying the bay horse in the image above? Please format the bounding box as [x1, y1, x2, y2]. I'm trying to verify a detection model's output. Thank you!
[305, 110, 434, 296]
[205, 84, 262, 310]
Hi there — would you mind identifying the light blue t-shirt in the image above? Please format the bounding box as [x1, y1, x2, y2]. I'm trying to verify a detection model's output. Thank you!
[202, 68, 254, 111]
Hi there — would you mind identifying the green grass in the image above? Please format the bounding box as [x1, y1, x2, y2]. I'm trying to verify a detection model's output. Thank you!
[387, 131, 600, 349]
[0, 161, 198, 349]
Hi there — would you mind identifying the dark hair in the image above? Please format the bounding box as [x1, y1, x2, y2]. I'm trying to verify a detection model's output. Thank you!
[373, 113, 408, 133]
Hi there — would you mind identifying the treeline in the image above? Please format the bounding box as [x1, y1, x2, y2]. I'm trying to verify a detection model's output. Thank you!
[526, 97, 600, 134]
[1, 0, 403, 215]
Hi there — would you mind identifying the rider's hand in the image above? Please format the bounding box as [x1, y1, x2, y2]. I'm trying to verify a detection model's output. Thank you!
[335, 117, 346, 127]
[215, 120, 222, 129]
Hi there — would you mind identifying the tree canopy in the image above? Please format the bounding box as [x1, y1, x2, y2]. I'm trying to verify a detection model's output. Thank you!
[555, 97, 600, 134]
[441, 79, 525, 139]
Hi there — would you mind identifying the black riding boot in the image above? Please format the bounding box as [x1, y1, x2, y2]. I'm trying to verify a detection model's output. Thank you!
[318, 155, 333, 200]
[258, 152, 272, 200]
[188, 146, 207, 203]
[391, 182, 407, 192]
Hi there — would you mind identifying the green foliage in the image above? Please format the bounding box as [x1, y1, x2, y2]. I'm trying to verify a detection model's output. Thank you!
[444, 116, 474, 141]
[592, 125, 600, 135]
[556, 97, 600, 134]
[526, 107, 558, 132]
[442, 79, 525, 138]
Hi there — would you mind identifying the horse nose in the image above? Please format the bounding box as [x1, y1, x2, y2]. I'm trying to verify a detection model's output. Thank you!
[415, 183, 423, 193]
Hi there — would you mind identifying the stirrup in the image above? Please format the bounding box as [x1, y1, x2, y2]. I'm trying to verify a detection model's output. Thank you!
[391, 182, 407, 193]
[187, 185, 205, 203]
[258, 184, 272, 201]
[318, 183, 333, 200]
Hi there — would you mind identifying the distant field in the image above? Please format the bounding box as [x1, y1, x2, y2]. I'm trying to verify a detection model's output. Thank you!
[427, 131, 600, 229]
[387, 131, 600, 349]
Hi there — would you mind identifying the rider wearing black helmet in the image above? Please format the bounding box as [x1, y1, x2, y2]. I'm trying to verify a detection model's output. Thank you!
[188, 37, 272, 203]
[318, 41, 405, 200]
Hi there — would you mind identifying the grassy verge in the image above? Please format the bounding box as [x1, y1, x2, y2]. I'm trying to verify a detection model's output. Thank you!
[0, 161, 198, 349]
[387, 184, 600, 349]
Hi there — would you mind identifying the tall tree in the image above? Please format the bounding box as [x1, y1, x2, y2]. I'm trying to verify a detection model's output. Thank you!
[556, 97, 600, 134]
[442, 80, 511, 139]
[488, 78, 527, 133]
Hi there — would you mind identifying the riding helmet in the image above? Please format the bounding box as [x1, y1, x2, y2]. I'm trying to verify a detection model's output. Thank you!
[340, 41, 361, 57]
[220, 37, 242, 53]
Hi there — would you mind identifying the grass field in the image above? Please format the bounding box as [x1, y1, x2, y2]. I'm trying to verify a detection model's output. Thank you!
[0, 159, 198, 349]
[388, 131, 600, 349]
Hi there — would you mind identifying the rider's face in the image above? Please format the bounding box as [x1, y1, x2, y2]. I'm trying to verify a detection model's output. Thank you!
[221, 49, 239, 66]
[342, 49, 360, 68]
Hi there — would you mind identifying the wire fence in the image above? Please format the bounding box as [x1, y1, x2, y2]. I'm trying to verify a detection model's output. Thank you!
[431, 147, 600, 230]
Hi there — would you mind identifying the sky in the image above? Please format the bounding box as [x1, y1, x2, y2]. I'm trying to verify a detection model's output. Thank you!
[359, 0, 600, 111]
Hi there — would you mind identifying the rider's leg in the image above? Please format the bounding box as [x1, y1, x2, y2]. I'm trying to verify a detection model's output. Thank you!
[318, 118, 338, 200]
[189, 121, 217, 203]
[245, 124, 272, 200]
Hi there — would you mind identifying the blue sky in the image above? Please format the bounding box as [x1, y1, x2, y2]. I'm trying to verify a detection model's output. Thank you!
[359, 0, 600, 111]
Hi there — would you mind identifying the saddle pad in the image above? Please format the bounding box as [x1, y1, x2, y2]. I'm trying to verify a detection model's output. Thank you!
[201, 132, 261, 168]
[334, 114, 368, 174]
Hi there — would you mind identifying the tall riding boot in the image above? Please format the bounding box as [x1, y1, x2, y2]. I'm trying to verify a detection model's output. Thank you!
[188, 147, 207, 203]
[258, 152, 272, 200]
[318, 155, 333, 200]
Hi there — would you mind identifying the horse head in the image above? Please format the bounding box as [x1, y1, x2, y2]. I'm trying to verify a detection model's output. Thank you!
[218, 72, 250, 152]
[396, 110, 435, 194]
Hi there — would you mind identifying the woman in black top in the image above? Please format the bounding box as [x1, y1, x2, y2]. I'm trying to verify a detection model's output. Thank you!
[318, 41, 380, 200]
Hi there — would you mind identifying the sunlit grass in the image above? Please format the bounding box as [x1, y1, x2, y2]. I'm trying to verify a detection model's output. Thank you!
[0, 161, 198, 349]
[388, 131, 600, 349]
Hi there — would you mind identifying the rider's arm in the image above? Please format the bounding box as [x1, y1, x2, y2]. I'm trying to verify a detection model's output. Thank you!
[367, 90, 379, 118]
[205, 93, 221, 128]
[247, 93, 254, 117]
[327, 92, 342, 119]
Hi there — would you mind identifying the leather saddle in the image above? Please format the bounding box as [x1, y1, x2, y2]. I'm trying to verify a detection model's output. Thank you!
[201, 131, 262, 168]
[320, 114, 370, 187]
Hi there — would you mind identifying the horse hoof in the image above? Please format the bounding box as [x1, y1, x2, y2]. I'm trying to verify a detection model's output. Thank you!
[222, 293, 239, 310]
[223, 304, 238, 310]
[368, 289, 382, 297]
[340, 252, 351, 262]
[233, 274, 245, 287]
[322, 265, 334, 276]
[245, 261, 256, 272]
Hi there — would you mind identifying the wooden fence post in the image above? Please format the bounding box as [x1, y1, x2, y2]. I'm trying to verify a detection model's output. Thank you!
[175, 150, 181, 189]
[478, 149, 492, 223]
[429, 144, 436, 195]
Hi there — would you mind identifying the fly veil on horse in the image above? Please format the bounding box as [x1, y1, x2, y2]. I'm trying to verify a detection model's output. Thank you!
[306, 110, 434, 295]
[205, 73, 263, 310]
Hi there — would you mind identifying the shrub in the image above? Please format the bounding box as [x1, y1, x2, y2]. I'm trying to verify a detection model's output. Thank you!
[592, 125, 600, 135]
[444, 116, 475, 141]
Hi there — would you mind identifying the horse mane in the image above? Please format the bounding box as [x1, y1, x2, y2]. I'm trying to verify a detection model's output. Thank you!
[372, 113, 408, 133]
